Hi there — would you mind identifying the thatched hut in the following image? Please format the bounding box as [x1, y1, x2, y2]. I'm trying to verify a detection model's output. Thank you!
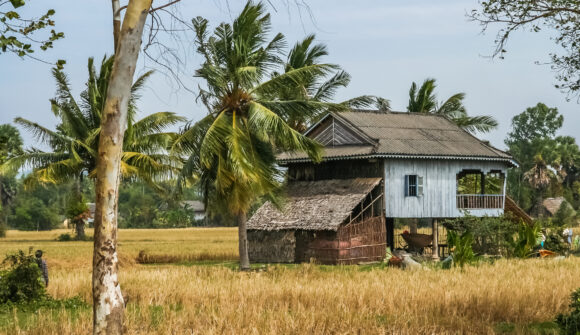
[247, 178, 386, 264]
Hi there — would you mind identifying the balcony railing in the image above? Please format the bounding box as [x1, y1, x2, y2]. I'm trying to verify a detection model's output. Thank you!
[456, 194, 504, 209]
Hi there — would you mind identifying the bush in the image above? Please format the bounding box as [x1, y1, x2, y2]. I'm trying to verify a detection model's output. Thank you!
[443, 215, 517, 256]
[0, 248, 47, 304]
[553, 201, 577, 228]
[0, 222, 6, 238]
[510, 222, 541, 258]
[544, 230, 569, 254]
[57, 233, 73, 241]
[556, 287, 580, 334]
[56, 233, 92, 242]
[447, 230, 477, 268]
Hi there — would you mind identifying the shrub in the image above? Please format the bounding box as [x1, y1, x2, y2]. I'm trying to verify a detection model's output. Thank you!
[56, 233, 92, 242]
[447, 230, 477, 268]
[443, 215, 517, 256]
[510, 222, 540, 258]
[553, 201, 577, 228]
[0, 248, 47, 304]
[556, 287, 580, 335]
[544, 230, 569, 254]
[57, 233, 73, 241]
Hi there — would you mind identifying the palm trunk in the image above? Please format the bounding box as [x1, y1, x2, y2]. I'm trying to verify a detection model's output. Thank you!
[75, 177, 86, 240]
[93, 1, 151, 334]
[75, 219, 86, 240]
[237, 212, 250, 271]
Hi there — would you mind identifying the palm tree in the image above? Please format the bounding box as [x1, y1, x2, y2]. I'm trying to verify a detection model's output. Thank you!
[407, 78, 498, 134]
[278, 35, 381, 131]
[524, 154, 555, 217]
[173, 2, 335, 270]
[2, 56, 184, 238]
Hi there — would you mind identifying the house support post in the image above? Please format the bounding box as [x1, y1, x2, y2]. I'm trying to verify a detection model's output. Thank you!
[431, 218, 439, 261]
[386, 217, 394, 250]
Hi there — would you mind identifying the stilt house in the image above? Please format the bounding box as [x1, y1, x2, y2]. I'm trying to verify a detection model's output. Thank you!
[247, 111, 521, 264]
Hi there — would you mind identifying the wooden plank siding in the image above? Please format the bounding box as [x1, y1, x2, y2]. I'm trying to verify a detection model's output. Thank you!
[384, 159, 507, 218]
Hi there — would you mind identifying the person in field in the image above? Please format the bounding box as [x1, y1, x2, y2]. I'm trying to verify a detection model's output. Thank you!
[35, 249, 49, 287]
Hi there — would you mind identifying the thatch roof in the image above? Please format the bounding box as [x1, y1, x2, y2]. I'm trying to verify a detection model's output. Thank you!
[542, 197, 572, 216]
[278, 111, 513, 164]
[247, 178, 382, 231]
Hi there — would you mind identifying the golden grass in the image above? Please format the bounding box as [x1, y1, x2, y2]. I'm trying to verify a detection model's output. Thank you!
[1, 228, 580, 334]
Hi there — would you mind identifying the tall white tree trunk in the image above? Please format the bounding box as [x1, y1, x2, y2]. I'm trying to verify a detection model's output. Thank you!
[92, 1, 151, 334]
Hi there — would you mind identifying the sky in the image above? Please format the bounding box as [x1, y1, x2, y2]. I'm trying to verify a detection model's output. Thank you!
[1, 0, 578, 150]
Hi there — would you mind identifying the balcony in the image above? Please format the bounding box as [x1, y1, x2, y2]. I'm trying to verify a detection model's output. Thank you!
[456, 194, 504, 209]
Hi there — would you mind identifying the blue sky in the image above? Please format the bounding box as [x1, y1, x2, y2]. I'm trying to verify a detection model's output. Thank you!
[1, 0, 578, 150]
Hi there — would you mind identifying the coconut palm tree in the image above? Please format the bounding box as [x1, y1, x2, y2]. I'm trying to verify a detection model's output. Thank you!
[524, 154, 555, 217]
[173, 2, 338, 270]
[278, 35, 381, 131]
[407, 78, 498, 134]
[2, 56, 184, 238]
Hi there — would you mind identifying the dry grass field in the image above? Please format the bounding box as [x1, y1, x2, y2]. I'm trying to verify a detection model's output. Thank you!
[1, 228, 579, 334]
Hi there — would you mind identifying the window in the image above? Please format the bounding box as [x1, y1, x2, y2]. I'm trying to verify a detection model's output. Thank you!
[405, 175, 423, 197]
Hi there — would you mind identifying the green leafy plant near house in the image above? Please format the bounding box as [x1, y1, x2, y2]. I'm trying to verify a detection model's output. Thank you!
[510, 222, 541, 258]
[447, 230, 477, 268]
[556, 287, 580, 335]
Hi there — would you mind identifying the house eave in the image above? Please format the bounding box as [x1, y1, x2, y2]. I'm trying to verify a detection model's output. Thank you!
[278, 153, 518, 167]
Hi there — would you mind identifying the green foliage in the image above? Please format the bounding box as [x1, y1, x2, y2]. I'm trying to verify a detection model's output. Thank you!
[407, 78, 498, 134]
[175, 1, 343, 219]
[447, 230, 477, 268]
[65, 195, 88, 220]
[510, 222, 541, 258]
[0, 249, 46, 304]
[56, 233, 72, 241]
[8, 194, 60, 231]
[554, 201, 577, 228]
[556, 287, 580, 335]
[504, 103, 580, 213]
[0, 2, 64, 66]
[470, 0, 580, 95]
[543, 230, 569, 254]
[1, 56, 184, 190]
[118, 182, 209, 228]
[443, 215, 517, 256]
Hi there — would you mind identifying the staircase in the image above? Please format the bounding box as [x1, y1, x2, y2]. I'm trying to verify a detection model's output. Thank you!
[504, 196, 533, 225]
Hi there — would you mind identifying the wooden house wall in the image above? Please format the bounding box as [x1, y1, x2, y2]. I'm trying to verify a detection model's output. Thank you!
[287, 160, 383, 181]
[384, 159, 507, 218]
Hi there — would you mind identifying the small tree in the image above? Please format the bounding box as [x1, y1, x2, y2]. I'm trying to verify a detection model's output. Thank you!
[556, 287, 580, 334]
[0, 249, 47, 304]
[66, 195, 90, 239]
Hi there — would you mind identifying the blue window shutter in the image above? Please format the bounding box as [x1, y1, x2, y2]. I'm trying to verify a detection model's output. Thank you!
[404, 175, 409, 196]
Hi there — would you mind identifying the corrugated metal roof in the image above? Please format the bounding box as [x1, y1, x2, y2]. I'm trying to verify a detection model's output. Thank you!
[279, 111, 513, 163]
[247, 178, 382, 231]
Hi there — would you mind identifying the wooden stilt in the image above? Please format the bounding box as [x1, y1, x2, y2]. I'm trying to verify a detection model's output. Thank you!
[431, 218, 439, 261]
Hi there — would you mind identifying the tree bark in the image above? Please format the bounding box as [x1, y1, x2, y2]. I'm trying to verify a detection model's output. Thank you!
[75, 177, 86, 240]
[111, 0, 121, 51]
[75, 219, 86, 240]
[237, 212, 250, 271]
[92, 1, 151, 334]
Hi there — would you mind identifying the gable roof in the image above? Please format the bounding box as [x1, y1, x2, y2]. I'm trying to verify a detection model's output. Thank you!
[247, 178, 381, 231]
[278, 111, 514, 165]
[542, 197, 575, 216]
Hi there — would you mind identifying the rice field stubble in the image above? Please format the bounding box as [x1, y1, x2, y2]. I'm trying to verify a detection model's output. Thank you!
[1, 228, 579, 334]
